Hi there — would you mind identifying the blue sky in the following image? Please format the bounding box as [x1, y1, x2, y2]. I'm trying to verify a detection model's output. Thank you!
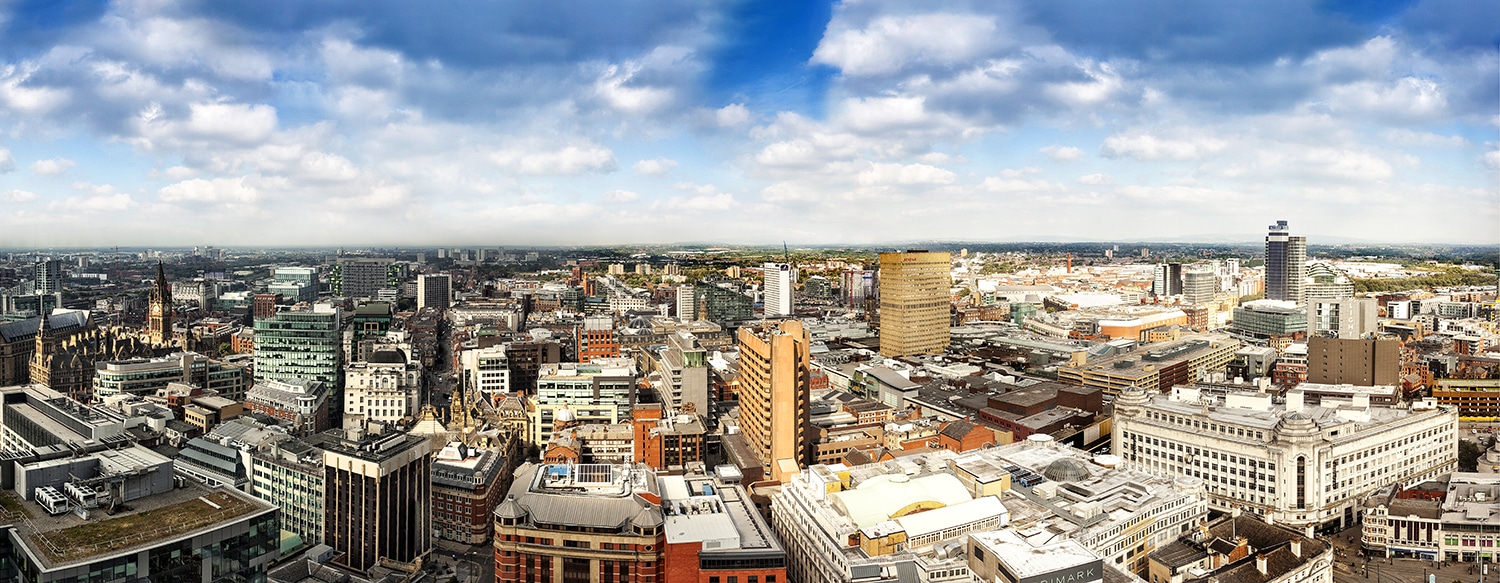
[0, 0, 1495, 247]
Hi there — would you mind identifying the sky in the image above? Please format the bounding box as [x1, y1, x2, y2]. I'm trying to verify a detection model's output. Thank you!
[0, 0, 1496, 248]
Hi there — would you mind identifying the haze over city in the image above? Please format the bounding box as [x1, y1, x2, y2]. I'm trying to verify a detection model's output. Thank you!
[0, 0, 1495, 248]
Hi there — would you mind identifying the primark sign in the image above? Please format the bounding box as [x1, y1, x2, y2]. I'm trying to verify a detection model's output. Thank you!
[1015, 560, 1104, 583]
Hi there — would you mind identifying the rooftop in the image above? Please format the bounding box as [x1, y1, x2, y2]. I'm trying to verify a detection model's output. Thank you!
[18, 484, 272, 568]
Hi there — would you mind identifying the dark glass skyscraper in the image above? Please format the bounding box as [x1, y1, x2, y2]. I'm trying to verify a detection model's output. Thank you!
[1264, 220, 1307, 304]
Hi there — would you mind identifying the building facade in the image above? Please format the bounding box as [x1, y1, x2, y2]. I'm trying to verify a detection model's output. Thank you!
[93, 352, 251, 401]
[1113, 384, 1457, 534]
[736, 320, 812, 482]
[250, 437, 326, 545]
[1306, 336, 1398, 386]
[878, 251, 951, 357]
[494, 463, 666, 583]
[418, 274, 452, 311]
[331, 258, 396, 299]
[1265, 220, 1308, 304]
[432, 442, 509, 544]
[763, 262, 793, 317]
[252, 304, 342, 387]
[342, 347, 422, 427]
[530, 359, 638, 445]
[316, 431, 432, 573]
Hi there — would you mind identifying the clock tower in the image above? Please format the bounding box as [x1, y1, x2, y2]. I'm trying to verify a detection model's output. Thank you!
[147, 261, 172, 345]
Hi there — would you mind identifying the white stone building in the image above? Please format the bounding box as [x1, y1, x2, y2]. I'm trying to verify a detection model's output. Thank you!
[342, 345, 422, 428]
[1113, 384, 1457, 536]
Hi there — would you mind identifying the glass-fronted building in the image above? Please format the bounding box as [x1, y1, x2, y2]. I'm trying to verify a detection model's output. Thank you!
[252, 305, 341, 387]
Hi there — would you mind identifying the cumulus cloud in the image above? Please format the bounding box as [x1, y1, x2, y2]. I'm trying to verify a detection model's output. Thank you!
[185, 102, 279, 144]
[856, 162, 956, 186]
[813, 13, 999, 77]
[602, 189, 641, 203]
[1, 189, 38, 203]
[158, 177, 261, 204]
[716, 103, 751, 127]
[0, 148, 13, 173]
[1100, 133, 1228, 161]
[633, 158, 678, 176]
[1078, 173, 1114, 185]
[981, 168, 1065, 193]
[30, 158, 75, 176]
[492, 144, 617, 175]
[1041, 145, 1085, 161]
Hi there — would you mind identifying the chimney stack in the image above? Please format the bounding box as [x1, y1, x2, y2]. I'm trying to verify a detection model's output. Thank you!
[1291, 537, 1303, 558]
[1255, 554, 1268, 575]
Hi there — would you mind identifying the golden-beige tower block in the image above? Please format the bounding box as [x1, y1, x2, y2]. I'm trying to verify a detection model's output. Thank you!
[736, 319, 811, 482]
[878, 251, 951, 357]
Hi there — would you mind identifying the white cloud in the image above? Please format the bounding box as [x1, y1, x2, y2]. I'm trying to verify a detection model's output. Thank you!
[1044, 60, 1123, 107]
[185, 102, 279, 144]
[1078, 173, 1114, 185]
[673, 193, 735, 212]
[51, 186, 133, 213]
[0, 148, 13, 173]
[0, 189, 37, 203]
[633, 158, 678, 176]
[1382, 129, 1469, 147]
[492, 144, 617, 175]
[716, 103, 751, 127]
[981, 168, 1064, 193]
[29, 158, 75, 176]
[1040, 145, 1085, 161]
[1100, 133, 1228, 161]
[1483, 149, 1500, 170]
[0, 63, 70, 114]
[856, 162, 956, 186]
[158, 177, 260, 204]
[603, 189, 640, 203]
[813, 13, 998, 77]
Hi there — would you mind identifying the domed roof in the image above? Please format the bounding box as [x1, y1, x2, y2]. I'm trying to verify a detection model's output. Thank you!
[494, 495, 526, 520]
[1042, 458, 1093, 482]
[554, 405, 576, 423]
[1283, 411, 1308, 421]
[627, 316, 652, 330]
[368, 348, 407, 364]
[631, 505, 664, 529]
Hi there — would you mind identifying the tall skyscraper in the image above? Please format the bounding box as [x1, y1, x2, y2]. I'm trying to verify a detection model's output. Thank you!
[736, 319, 811, 482]
[417, 274, 452, 311]
[32, 259, 62, 295]
[147, 261, 173, 345]
[762, 262, 793, 317]
[1265, 220, 1307, 304]
[878, 250, 951, 357]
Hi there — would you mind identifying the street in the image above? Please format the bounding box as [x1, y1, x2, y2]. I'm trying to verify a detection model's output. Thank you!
[1330, 525, 1488, 583]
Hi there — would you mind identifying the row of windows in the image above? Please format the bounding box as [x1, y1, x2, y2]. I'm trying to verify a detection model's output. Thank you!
[1140, 413, 1265, 440]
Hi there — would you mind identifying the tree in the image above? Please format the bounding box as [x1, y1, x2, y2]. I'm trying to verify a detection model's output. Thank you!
[1459, 439, 1484, 472]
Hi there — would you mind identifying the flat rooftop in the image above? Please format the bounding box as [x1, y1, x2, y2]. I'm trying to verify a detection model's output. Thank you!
[17, 483, 271, 568]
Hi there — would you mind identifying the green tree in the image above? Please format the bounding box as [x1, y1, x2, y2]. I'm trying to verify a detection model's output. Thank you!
[1460, 439, 1484, 472]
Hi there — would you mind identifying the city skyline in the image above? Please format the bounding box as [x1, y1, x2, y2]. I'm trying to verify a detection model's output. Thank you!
[0, 0, 1496, 247]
